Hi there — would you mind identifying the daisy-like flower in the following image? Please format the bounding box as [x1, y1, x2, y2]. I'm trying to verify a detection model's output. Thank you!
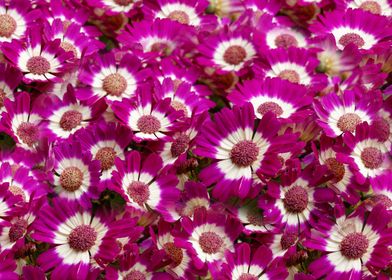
[0, 0, 40, 43]
[111, 151, 180, 221]
[78, 52, 148, 103]
[339, 122, 391, 183]
[0, 63, 22, 113]
[112, 90, 183, 141]
[194, 103, 296, 200]
[176, 181, 211, 217]
[229, 77, 312, 122]
[40, 88, 107, 141]
[76, 121, 131, 184]
[0, 183, 22, 219]
[1, 92, 43, 151]
[218, 243, 289, 280]
[52, 141, 101, 208]
[32, 199, 138, 280]
[177, 207, 242, 270]
[198, 28, 257, 73]
[305, 204, 392, 280]
[338, 0, 392, 17]
[372, 95, 392, 152]
[1, 26, 72, 83]
[261, 47, 327, 91]
[118, 18, 189, 58]
[87, 0, 141, 15]
[314, 89, 378, 137]
[310, 9, 392, 52]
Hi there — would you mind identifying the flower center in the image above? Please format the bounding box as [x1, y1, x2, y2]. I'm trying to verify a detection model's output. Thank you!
[338, 33, 365, 48]
[60, 110, 83, 131]
[8, 218, 28, 242]
[223, 45, 247, 65]
[325, 158, 345, 182]
[60, 41, 78, 58]
[95, 147, 116, 170]
[137, 115, 161, 134]
[124, 270, 146, 280]
[59, 166, 83, 192]
[283, 185, 309, 213]
[114, 0, 133, 6]
[361, 147, 384, 169]
[8, 185, 26, 201]
[278, 69, 300, 83]
[68, 225, 97, 252]
[150, 42, 169, 54]
[337, 113, 361, 133]
[163, 242, 183, 266]
[16, 122, 39, 147]
[167, 11, 190, 24]
[170, 134, 190, 157]
[340, 232, 369, 259]
[0, 14, 17, 38]
[359, 1, 382, 14]
[26, 56, 51, 75]
[230, 140, 259, 167]
[372, 117, 390, 142]
[238, 274, 258, 280]
[372, 194, 392, 209]
[198, 231, 224, 254]
[274, 33, 298, 48]
[257, 101, 283, 116]
[246, 211, 263, 226]
[171, 100, 188, 116]
[280, 232, 297, 250]
[127, 181, 150, 206]
[103, 73, 127, 97]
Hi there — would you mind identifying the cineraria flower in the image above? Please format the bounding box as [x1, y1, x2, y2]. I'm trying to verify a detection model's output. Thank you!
[229, 77, 312, 122]
[0, 63, 22, 113]
[32, 199, 137, 280]
[261, 47, 327, 91]
[338, 0, 392, 17]
[52, 141, 101, 208]
[339, 123, 391, 183]
[310, 9, 392, 52]
[194, 103, 296, 200]
[313, 89, 378, 137]
[112, 90, 183, 141]
[0, 183, 22, 219]
[219, 243, 289, 279]
[372, 95, 392, 152]
[111, 151, 180, 221]
[1, 92, 43, 150]
[0, 0, 40, 43]
[78, 52, 148, 103]
[1, 27, 72, 83]
[176, 208, 242, 270]
[198, 28, 257, 73]
[305, 204, 392, 279]
[176, 182, 211, 217]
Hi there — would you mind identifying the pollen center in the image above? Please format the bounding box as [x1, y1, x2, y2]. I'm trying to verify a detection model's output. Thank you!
[170, 134, 190, 157]
[359, 1, 382, 14]
[16, 122, 39, 147]
[103, 73, 127, 97]
[337, 113, 361, 133]
[246, 211, 263, 226]
[150, 42, 169, 54]
[68, 225, 97, 252]
[95, 147, 116, 170]
[124, 270, 146, 280]
[280, 232, 297, 250]
[230, 140, 259, 167]
[26, 56, 51, 75]
[8, 218, 28, 242]
[167, 11, 190, 24]
[0, 14, 17, 38]
[60, 110, 83, 131]
[239, 274, 258, 280]
[60, 41, 78, 58]
[127, 181, 150, 206]
[274, 34, 298, 48]
[361, 147, 383, 169]
[340, 232, 369, 259]
[223, 45, 247, 65]
[137, 115, 161, 134]
[283, 185, 308, 213]
[257, 101, 283, 116]
[9, 185, 27, 202]
[163, 242, 183, 266]
[60, 166, 83, 192]
[325, 158, 345, 181]
[198, 231, 224, 254]
[171, 100, 188, 116]
[338, 33, 365, 48]
[372, 117, 390, 142]
[278, 69, 300, 83]
[114, 0, 133, 6]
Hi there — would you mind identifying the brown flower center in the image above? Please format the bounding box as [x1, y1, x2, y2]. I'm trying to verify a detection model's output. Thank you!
[283, 185, 308, 213]
[60, 110, 83, 131]
[278, 69, 300, 83]
[361, 147, 383, 169]
[223, 45, 247, 65]
[230, 140, 259, 167]
[337, 113, 361, 133]
[198, 231, 224, 254]
[163, 242, 183, 266]
[167, 11, 190, 24]
[274, 33, 298, 48]
[137, 115, 161, 134]
[339, 33, 365, 48]
[68, 225, 97, 252]
[0, 14, 17, 38]
[16, 122, 39, 147]
[8, 218, 28, 242]
[59, 167, 83, 192]
[26, 56, 51, 75]
[103, 73, 127, 97]
[359, 1, 382, 14]
[95, 147, 116, 170]
[340, 232, 369, 259]
[257, 101, 283, 116]
[325, 158, 345, 182]
[127, 181, 150, 206]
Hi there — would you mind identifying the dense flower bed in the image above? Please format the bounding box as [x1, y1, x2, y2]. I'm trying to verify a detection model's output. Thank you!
[0, 0, 391, 279]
